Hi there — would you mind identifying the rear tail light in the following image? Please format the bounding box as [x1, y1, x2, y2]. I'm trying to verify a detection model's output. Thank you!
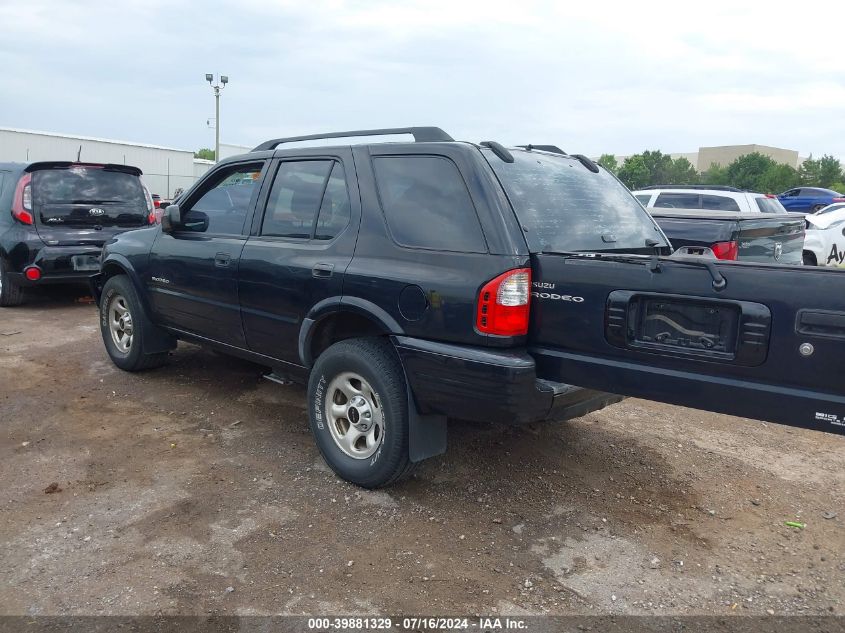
[11, 173, 34, 225]
[765, 194, 776, 198]
[711, 240, 738, 261]
[141, 184, 156, 224]
[833, 197, 845, 203]
[23, 266, 42, 281]
[476, 268, 531, 336]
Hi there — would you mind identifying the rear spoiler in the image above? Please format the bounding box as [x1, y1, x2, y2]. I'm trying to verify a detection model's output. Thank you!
[24, 162, 143, 176]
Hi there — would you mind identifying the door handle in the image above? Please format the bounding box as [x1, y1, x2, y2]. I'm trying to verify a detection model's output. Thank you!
[312, 263, 334, 278]
[214, 252, 232, 268]
[797, 310, 845, 338]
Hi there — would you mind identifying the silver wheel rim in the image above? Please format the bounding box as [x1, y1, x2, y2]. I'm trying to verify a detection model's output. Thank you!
[325, 371, 384, 460]
[107, 293, 134, 354]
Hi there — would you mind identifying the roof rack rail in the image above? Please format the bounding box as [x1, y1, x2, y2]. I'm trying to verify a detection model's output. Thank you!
[480, 141, 514, 163]
[516, 144, 567, 155]
[639, 184, 745, 192]
[252, 127, 453, 152]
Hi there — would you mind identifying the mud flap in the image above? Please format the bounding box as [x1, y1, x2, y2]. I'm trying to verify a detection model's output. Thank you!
[406, 383, 447, 462]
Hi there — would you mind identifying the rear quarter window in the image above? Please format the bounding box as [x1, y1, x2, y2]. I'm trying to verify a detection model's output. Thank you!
[372, 155, 487, 253]
[654, 192, 700, 208]
[700, 194, 740, 211]
[755, 197, 786, 213]
[634, 194, 652, 205]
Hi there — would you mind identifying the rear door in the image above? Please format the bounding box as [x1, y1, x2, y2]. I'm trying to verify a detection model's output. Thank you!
[238, 148, 359, 364]
[30, 164, 151, 249]
[484, 148, 845, 436]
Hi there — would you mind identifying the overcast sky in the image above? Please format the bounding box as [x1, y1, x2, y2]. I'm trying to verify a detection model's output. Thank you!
[1, 0, 843, 159]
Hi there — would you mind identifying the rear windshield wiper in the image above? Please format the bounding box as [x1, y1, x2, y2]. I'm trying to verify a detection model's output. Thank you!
[545, 250, 728, 291]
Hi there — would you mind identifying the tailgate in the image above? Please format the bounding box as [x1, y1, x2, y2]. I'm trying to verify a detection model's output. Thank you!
[528, 253, 845, 435]
[735, 214, 804, 264]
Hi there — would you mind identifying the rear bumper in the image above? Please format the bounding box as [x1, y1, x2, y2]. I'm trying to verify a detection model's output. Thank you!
[8, 244, 102, 286]
[391, 336, 623, 424]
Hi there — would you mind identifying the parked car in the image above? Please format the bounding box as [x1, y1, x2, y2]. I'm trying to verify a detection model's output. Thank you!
[0, 161, 155, 306]
[93, 127, 845, 488]
[778, 187, 845, 213]
[632, 186, 803, 264]
[804, 206, 845, 266]
[633, 185, 788, 214]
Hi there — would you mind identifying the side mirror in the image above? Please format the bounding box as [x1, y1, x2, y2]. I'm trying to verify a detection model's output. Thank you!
[161, 204, 181, 233]
[182, 210, 209, 233]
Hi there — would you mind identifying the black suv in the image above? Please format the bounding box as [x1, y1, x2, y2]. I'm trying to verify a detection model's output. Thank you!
[0, 161, 155, 305]
[93, 127, 845, 488]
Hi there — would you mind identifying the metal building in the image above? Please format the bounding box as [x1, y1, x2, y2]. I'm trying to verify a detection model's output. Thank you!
[0, 127, 215, 198]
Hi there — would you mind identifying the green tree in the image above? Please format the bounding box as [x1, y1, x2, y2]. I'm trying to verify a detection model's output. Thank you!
[617, 155, 651, 190]
[725, 152, 778, 191]
[667, 157, 698, 185]
[700, 162, 730, 185]
[597, 154, 618, 173]
[798, 155, 820, 186]
[759, 163, 800, 194]
[639, 150, 675, 184]
[194, 148, 215, 160]
[829, 182, 845, 194]
[818, 155, 843, 188]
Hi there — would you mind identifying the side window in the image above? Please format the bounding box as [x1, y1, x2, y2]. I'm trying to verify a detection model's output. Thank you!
[654, 192, 700, 208]
[372, 155, 487, 253]
[261, 161, 333, 238]
[314, 163, 352, 240]
[634, 194, 652, 205]
[701, 195, 740, 211]
[184, 163, 263, 234]
[784, 189, 799, 197]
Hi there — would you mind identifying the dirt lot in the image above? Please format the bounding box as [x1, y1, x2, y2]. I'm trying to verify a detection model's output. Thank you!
[1, 288, 843, 617]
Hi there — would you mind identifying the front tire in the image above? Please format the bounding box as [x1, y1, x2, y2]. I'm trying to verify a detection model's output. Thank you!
[307, 338, 414, 488]
[0, 258, 24, 307]
[99, 275, 169, 371]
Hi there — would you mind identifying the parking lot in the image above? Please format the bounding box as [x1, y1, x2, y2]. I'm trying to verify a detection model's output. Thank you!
[1, 288, 843, 617]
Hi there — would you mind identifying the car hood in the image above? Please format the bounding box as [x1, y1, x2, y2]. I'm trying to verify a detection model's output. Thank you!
[806, 208, 845, 230]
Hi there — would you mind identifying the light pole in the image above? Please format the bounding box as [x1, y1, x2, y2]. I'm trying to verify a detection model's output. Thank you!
[205, 73, 229, 162]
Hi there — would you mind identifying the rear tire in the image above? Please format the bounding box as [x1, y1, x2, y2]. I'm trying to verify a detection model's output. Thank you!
[307, 338, 415, 488]
[811, 204, 825, 213]
[0, 258, 25, 307]
[99, 275, 169, 371]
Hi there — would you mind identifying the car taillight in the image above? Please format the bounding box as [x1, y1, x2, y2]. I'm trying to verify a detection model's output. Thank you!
[833, 197, 845, 203]
[23, 266, 42, 281]
[765, 194, 776, 198]
[711, 241, 738, 260]
[476, 268, 531, 336]
[11, 173, 34, 225]
[141, 184, 156, 224]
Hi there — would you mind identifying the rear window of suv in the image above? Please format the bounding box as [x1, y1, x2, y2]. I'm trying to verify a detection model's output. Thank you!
[485, 150, 669, 253]
[32, 166, 148, 226]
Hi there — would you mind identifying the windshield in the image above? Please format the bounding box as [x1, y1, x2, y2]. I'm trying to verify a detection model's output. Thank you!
[484, 149, 669, 253]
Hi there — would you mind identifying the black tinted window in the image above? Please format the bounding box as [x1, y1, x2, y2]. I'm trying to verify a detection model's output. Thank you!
[315, 163, 351, 240]
[261, 161, 333, 238]
[186, 163, 262, 234]
[701, 195, 740, 211]
[655, 192, 699, 208]
[373, 156, 487, 252]
[487, 150, 668, 253]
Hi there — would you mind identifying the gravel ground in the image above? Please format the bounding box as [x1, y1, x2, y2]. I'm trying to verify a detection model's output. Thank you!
[1, 287, 843, 617]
